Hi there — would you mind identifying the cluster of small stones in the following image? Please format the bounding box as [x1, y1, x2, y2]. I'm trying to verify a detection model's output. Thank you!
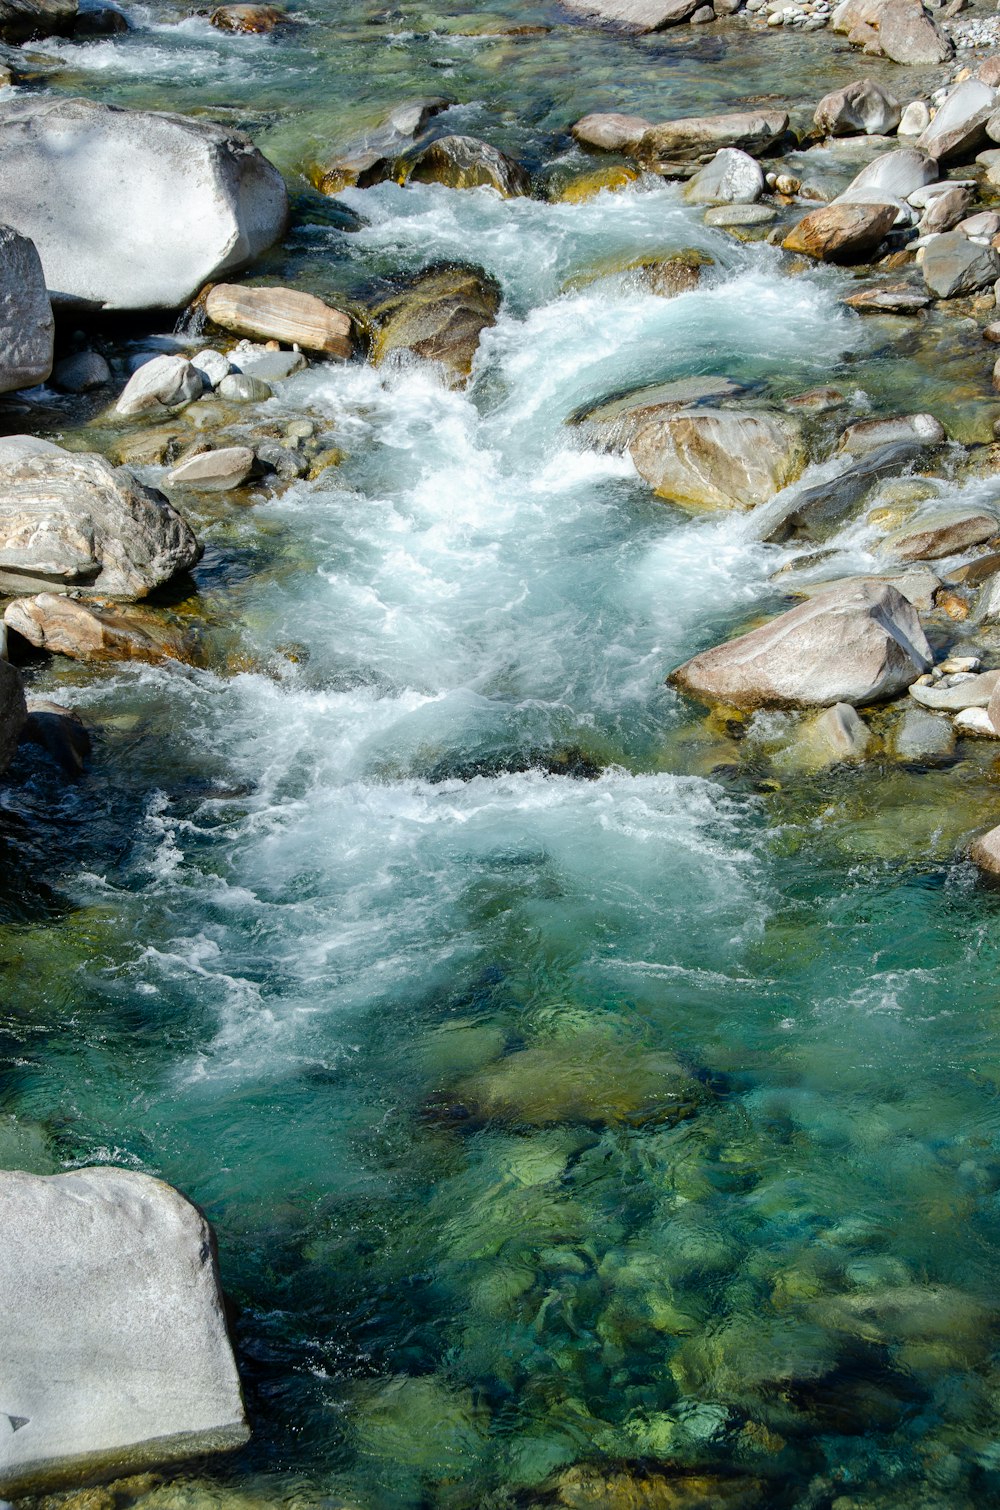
[745, 0, 832, 32]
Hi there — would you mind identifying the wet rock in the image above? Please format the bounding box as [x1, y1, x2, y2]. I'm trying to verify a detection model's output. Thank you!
[908, 667, 1000, 708]
[369, 264, 502, 384]
[883, 509, 997, 560]
[5, 592, 197, 665]
[115, 355, 203, 418]
[916, 79, 996, 161]
[631, 407, 806, 510]
[785, 566, 941, 611]
[815, 79, 901, 137]
[781, 701, 871, 768]
[843, 284, 930, 312]
[216, 372, 272, 402]
[210, 3, 288, 30]
[762, 443, 928, 542]
[638, 110, 788, 163]
[400, 134, 531, 196]
[314, 97, 449, 193]
[0, 1166, 248, 1497]
[643, 255, 707, 296]
[704, 203, 775, 226]
[559, 0, 705, 30]
[0, 224, 53, 395]
[571, 374, 743, 451]
[0, 96, 288, 312]
[72, 2, 127, 34]
[229, 344, 305, 381]
[0, 450, 200, 598]
[669, 579, 932, 709]
[838, 412, 944, 454]
[549, 1464, 767, 1510]
[875, 0, 952, 64]
[52, 350, 111, 393]
[684, 147, 764, 204]
[894, 704, 955, 758]
[570, 112, 652, 153]
[0, 0, 74, 40]
[782, 202, 898, 262]
[970, 822, 1000, 873]
[204, 284, 352, 358]
[167, 446, 255, 491]
[922, 231, 1000, 296]
[20, 696, 90, 774]
[553, 165, 639, 202]
[0, 657, 26, 775]
[109, 427, 186, 467]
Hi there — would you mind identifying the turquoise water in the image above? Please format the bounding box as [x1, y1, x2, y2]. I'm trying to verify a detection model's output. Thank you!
[7, 7, 1000, 1509]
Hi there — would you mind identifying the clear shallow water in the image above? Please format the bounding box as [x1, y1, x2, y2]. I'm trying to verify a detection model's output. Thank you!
[8, 19, 1000, 1510]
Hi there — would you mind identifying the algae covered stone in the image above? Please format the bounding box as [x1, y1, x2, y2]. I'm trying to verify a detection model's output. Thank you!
[369, 264, 502, 384]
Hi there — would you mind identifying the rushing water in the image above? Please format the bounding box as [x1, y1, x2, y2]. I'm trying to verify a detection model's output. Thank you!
[8, 4, 1000, 1508]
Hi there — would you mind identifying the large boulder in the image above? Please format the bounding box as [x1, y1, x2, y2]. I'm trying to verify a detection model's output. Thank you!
[0, 1167, 248, 1497]
[0, 225, 53, 394]
[570, 112, 652, 153]
[882, 509, 998, 561]
[684, 148, 764, 204]
[0, 0, 75, 40]
[0, 657, 27, 776]
[630, 408, 806, 511]
[0, 96, 288, 311]
[638, 111, 788, 163]
[398, 134, 531, 196]
[814, 79, 901, 137]
[838, 147, 937, 203]
[369, 265, 501, 384]
[669, 579, 932, 709]
[922, 231, 1000, 298]
[204, 284, 352, 357]
[915, 79, 996, 162]
[5, 592, 198, 664]
[0, 449, 201, 598]
[558, 0, 702, 30]
[875, 0, 952, 65]
[314, 97, 449, 193]
[782, 202, 897, 263]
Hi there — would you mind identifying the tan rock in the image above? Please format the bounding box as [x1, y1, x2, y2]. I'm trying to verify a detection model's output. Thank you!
[4, 593, 199, 665]
[399, 134, 530, 196]
[638, 110, 788, 163]
[968, 822, 1000, 874]
[782, 202, 898, 263]
[570, 112, 652, 153]
[369, 265, 501, 384]
[210, 3, 288, 30]
[630, 407, 806, 510]
[204, 284, 352, 358]
[883, 509, 997, 561]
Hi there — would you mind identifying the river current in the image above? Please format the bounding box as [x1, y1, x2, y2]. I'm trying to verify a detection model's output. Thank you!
[7, 3, 1000, 1507]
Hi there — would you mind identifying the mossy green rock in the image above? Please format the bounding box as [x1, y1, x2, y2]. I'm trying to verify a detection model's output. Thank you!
[369, 265, 502, 385]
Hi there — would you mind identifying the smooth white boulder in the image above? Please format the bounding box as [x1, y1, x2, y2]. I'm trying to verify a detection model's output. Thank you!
[115, 355, 203, 417]
[0, 96, 288, 312]
[684, 148, 764, 204]
[0, 225, 53, 394]
[0, 1166, 248, 1497]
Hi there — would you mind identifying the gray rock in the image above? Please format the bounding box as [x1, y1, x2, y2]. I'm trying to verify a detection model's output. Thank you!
[21, 695, 90, 774]
[876, 0, 952, 64]
[958, 209, 1000, 238]
[703, 203, 776, 226]
[919, 184, 973, 234]
[815, 79, 902, 137]
[0, 657, 26, 776]
[217, 373, 273, 402]
[909, 668, 1000, 709]
[167, 446, 255, 491]
[684, 147, 764, 204]
[782, 701, 871, 767]
[638, 110, 788, 162]
[400, 134, 531, 196]
[762, 441, 930, 542]
[0, 1166, 248, 1497]
[0, 225, 53, 395]
[51, 350, 111, 393]
[229, 343, 306, 381]
[894, 704, 955, 758]
[630, 407, 806, 510]
[559, 0, 703, 29]
[838, 412, 944, 455]
[0, 434, 63, 462]
[570, 112, 653, 152]
[0, 451, 200, 598]
[314, 96, 449, 191]
[898, 99, 932, 135]
[842, 285, 930, 312]
[974, 568, 1000, 621]
[0, 96, 288, 312]
[115, 355, 203, 417]
[571, 374, 745, 451]
[784, 566, 941, 611]
[881, 508, 997, 560]
[669, 578, 932, 709]
[839, 146, 937, 203]
[922, 230, 1000, 296]
[191, 349, 232, 389]
[916, 79, 996, 162]
[0, 0, 75, 41]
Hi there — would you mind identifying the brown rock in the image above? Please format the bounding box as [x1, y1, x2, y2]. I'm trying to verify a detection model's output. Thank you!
[843, 284, 929, 313]
[978, 56, 1000, 88]
[883, 510, 997, 561]
[4, 593, 199, 665]
[638, 110, 788, 163]
[969, 822, 1000, 875]
[313, 98, 450, 193]
[570, 112, 652, 153]
[551, 1464, 767, 1510]
[782, 202, 898, 264]
[209, 3, 287, 30]
[369, 264, 502, 384]
[630, 407, 806, 510]
[399, 134, 530, 196]
[204, 284, 352, 358]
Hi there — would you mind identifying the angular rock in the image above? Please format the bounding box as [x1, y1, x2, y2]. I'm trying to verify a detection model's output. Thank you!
[21, 696, 91, 775]
[630, 407, 806, 511]
[210, 3, 288, 31]
[558, 0, 703, 30]
[815, 79, 901, 137]
[0, 450, 200, 598]
[0, 1166, 248, 1497]
[0, 657, 26, 776]
[191, 348, 232, 388]
[400, 134, 531, 196]
[838, 412, 944, 455]
[0, 225, 53, 395]
[571, 375, 744, 451]
[314, 97, 450, 193]
[920, 184, 973, 234]
[52, 350, 111, 393]
[909, 668, 1000, 709]
[229, 343, 305, 380]
[894, 704, 955, 758]
[916, 80, 996, 162]
[115, 355, 203, 418]
[167, 446, 255, 491]
[876, 0, 952, 65]
[638, 110, 788, 163]
[843, 284, 930, 312]
[883, 509, 997, 561]
[782, 202, 898, 263]
[370, 265, 502, 384]
[570, 112, 652, 153]
[0, 0, 74, 40]
[970, 823, 1000, 875]
[0, 96, 288, 312]
[763, 441, 928, 542]
[959, 209, 1000, 238]
[922, 231, 1000, 297]
[669, 579, 932, 709]
[684, 148, 764, 204]
[204, 284, 352, 358]
[975, 568, 1000, 621]
[785, 566, 941, 611]
[5, 592, 197, 664]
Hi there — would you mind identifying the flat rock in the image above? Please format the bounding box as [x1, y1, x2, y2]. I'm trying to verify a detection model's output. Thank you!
[894, 704, 956, 758]
[922, 231, 1000, 297]
[0, 450, 200, 598]
[630, 407, 806, 510]
[314, 97, 449, 193]
[399, 134, 530, 196]
[669, 578, 932, 709]
[838, 412, 944, 454]
[883, 509, 997, 561]
[167, 446, 255, 491]
[916, 79, 996, 161]
[783, 202, 898, 262]
[703, 203, 775, 226]
[558, 0, 702, 30]
[0, 224, 53, 394]
[843, 284, 930, 312]
[570, 112, 652, 153]
[638, 110, 788, 163]
[684, 148, 764, 204]
[0, 96, 288, 311]
[0, 1166, 248, 1496]
[5, 592, 197, 664]
[571, 375, 744, 451]
[909, 668, 1000, 709]
[787, 566, 941, 611]
[370, 264, 502, 384]
[204, 284, 352, 358]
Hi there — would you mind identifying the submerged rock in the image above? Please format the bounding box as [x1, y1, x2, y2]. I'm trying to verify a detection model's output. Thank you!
[550, 1464, 767, 1510]
[630, 408, 806, 511]
[52, 350, 111, 393]
[894, 704, 955, 759]
[0, 449, 201, 598]
[167, 446, 256, 491]
[314, 97, 449, 193]
[0, 657, 27, 776]
[369, 265, 502, 383]
[814, 79, 901, 137]
[638, 110, 788, 163]
[779, 701, 871, 769]
[21, 695, 91, 774]
[570, 112, 652, 153]
[399, 134, 531, 196]
[669, 579, 932, 709]
[0, 224, 53, 394]
[782, 202, 898, 263]
[571, 374, 742, 451]
[204, 284, 353, 358]
[5, 592, 199, 665]
[766, 441, 930, 542]
[0, 1166, 248, 1497]
[838, 412, 944, 455]
[0, 96, 288, 311]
